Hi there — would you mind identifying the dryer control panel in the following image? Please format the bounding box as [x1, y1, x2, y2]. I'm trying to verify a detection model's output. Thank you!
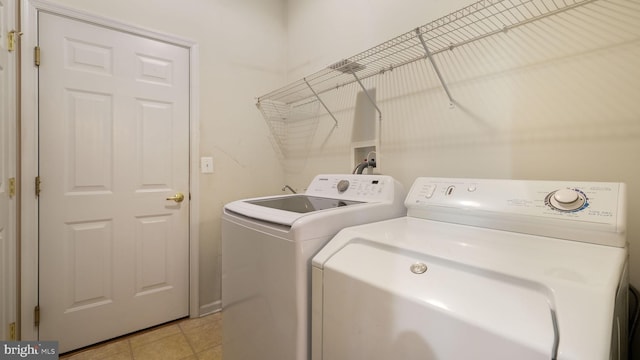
[405, 177, 626, 247]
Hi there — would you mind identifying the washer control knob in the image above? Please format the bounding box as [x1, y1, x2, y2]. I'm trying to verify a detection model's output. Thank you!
[546, 188, 587, 212]
[337, 180, 350, 193]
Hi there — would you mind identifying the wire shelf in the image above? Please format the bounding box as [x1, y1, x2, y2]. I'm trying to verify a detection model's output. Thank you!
[258, 99, 322, 159]
[256, 0, 597, 108]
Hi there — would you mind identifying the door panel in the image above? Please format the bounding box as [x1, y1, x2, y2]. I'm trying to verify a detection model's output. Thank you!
[38, 12, 190, 352]
[65, 90, 113, 193]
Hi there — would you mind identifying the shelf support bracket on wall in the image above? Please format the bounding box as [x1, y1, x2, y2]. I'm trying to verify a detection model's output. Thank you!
[351, 71, 383, 122]
[417, 29, 455, 108]
[304, 78, 338, 127]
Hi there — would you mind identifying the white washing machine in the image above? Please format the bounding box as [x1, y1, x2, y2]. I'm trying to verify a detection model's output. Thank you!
[312, 177, 628, 360]
[222, 174, 406, 360]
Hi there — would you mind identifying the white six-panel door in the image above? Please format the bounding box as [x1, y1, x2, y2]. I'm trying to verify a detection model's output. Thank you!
[38, 12, 190, 352]
[0, 0, 16, 342]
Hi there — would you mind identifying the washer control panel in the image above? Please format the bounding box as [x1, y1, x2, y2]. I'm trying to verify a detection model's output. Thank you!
[406, 177, 626, 247]
[305, 174, 396, 201]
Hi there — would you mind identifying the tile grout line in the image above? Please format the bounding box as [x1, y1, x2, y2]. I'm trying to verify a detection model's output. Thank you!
[179, 320, 200, 360]
[59, 315, 220, 360]
[127, 338, 134, 360]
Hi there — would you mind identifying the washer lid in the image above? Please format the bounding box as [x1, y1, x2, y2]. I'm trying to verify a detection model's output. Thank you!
[246, 195, 363, 213]
[321, 241, 557, 360]
[224, 174, 405, 227]
[225, 195, 367, 226]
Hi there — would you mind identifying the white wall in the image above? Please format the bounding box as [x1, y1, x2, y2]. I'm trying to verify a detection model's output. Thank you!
[283, 0, 640, 286]
[44, 0, 288, 312]
[42, 0, 640, 313]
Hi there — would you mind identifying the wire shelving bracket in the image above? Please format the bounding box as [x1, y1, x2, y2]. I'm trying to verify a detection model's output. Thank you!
[353, 71, 382, 122]
[303, 78, 338, 128]
[417, 29, 454, 108]
[327, 59, 383, 122]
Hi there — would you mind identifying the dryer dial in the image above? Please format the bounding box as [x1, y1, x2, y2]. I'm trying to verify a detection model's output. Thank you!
[545, 188, 588, 212]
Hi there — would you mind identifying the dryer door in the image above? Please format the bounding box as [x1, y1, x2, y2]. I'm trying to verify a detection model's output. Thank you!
[319, 242, 557, 360]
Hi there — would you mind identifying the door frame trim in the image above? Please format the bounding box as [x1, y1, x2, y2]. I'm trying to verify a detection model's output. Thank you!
[2, 0, 18, 341]
[20, 0, 201, 340]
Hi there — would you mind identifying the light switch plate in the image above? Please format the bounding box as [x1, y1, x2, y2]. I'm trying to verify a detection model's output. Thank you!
[201, 157, 214, 173]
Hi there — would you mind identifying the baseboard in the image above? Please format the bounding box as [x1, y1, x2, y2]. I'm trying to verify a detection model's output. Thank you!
[199, 300, 222, 317]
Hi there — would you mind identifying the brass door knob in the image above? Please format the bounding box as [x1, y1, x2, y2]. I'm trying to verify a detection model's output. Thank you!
[166, 193, 185, 203]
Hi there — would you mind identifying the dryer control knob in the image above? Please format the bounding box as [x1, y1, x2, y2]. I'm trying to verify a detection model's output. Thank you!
[554, 189, 579, 204]
[337, 180, 350, 193]
[546, 188, 587, 212]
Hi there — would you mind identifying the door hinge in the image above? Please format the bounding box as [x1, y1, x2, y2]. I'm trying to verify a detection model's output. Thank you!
[8, 30, 22, 52]
[34, 46, 41, 67]
[34, 306, 40, 327]
[35, 176, 41, 197]
[9, 177, 16, 198]
[8, 322, 16, 340]
[8, 30, 23, 52]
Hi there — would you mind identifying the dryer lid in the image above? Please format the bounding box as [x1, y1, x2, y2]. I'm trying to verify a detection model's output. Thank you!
[320, 241, 558, 360]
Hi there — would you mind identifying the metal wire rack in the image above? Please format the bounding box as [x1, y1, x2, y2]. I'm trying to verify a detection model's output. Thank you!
[257, 0, 598, 110]
[258, 99, 322, 159]
[257, 0, 607, 159]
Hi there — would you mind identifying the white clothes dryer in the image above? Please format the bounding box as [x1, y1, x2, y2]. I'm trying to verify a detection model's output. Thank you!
[312, 177, 628, 360]
[222, 174, 406, 360]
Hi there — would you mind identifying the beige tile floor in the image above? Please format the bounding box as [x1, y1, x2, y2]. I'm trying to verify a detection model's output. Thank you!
[60, 312, 222, 360]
